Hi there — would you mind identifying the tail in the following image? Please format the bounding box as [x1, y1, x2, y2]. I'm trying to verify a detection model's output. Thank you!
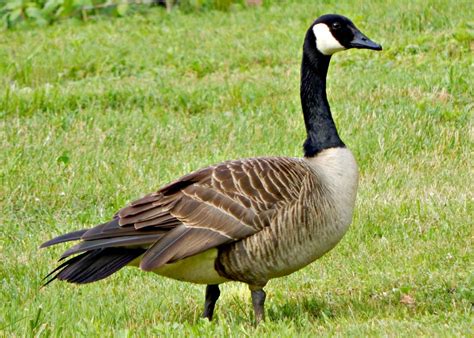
[41, 218, 163, 286]
[43, 247, 145, 286]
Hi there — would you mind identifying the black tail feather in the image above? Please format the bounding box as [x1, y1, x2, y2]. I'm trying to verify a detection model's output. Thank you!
[43, 254, 85, 282]
[43, 248, 145, 286]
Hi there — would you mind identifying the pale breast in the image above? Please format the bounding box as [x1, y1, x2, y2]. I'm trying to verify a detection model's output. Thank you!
[306, 147, 359, 229]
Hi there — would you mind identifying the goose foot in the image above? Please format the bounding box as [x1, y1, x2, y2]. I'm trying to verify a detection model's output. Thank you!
[202, 284, 220, 321]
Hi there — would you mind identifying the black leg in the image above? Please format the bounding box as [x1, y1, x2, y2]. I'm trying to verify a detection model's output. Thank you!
[202, 284, 220, 321]
[251, 288, 266, 324]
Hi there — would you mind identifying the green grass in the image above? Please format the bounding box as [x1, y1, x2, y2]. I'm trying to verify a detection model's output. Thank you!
[1, 0, 473, 336]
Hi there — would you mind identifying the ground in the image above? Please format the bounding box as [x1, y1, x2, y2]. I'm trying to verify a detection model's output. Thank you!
[0, 0, 472, 336]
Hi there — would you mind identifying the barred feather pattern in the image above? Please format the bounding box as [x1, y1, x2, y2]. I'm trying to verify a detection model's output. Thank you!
[124, 156, 312, 271]
[42, 149, 358, 286]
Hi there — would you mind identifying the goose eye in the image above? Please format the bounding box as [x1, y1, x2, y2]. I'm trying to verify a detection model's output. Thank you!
[332, 22, 341, 30]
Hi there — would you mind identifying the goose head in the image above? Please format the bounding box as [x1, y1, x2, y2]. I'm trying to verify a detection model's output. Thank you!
[308, 14, 382, 56]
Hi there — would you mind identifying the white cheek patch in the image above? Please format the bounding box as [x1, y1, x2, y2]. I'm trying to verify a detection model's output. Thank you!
[312, 23, 346, 55]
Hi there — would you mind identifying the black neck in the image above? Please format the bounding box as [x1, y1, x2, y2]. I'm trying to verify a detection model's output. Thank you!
[300, 33, 345, 157]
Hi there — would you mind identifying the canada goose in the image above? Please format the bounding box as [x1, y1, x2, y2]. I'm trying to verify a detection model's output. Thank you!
[41, 14, 382, 323]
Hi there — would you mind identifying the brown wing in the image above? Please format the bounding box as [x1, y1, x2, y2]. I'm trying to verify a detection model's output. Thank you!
[42, 157, 311, 271]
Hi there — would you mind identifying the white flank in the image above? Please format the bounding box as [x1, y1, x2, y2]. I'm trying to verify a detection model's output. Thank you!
[151, 248, 229, 284]
[312, 23, 346, 55]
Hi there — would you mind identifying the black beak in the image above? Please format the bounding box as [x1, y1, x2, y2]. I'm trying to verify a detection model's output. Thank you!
[349, 30, 382, 51]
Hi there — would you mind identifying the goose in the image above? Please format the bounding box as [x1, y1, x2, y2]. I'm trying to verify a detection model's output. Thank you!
[41, 14, 382, 323]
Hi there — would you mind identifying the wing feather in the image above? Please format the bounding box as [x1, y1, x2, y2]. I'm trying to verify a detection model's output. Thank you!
[61, 234, 164, 259]
[140, 226, 232, 271]
[42, 157, 312, 274]
[40, 229, 88, 248]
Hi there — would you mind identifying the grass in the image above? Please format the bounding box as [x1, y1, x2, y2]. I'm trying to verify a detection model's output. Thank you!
[1, 0, 472, 336]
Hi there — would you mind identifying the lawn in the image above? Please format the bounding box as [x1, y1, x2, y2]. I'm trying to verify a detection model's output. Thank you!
[1, 0, 472, 336]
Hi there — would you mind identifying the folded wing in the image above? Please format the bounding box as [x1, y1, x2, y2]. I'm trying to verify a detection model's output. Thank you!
[42, 157, 309, 277]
